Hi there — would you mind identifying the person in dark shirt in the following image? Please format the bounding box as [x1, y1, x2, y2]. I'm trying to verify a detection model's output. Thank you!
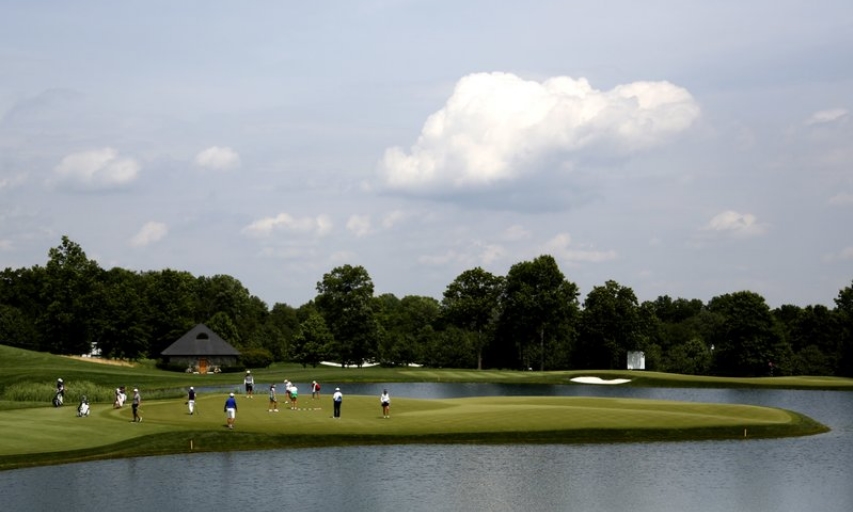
[187, 386, 196, 415]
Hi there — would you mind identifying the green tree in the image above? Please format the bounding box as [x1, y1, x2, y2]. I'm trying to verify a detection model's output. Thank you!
[142, 269, 197, 358]
[291, 310, 334, 368]
[253, 302, 299, 362]
[575, 280, 643, 370]
[0, 303, 39, 350]
[423, 325, 477, 368]
[776, 304, 840, 375]
[442, 267, 504, 370]
[707, 291, 791, 376]
[314, 264, 379, 366]
[206, 311, 242, 347]
[376, 294, 440, 366]
[195, 274, 268, 346]
[38, 236, 102, 354]
[0, 266, 45, 350]
[497, 255, 579, 370]
[89, 267, 150, 360]
[664, 337, 713, 375]
[835, 281, 853, 377]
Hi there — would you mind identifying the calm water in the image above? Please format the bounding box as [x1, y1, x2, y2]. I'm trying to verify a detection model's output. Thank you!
[2, 384, 851, 512]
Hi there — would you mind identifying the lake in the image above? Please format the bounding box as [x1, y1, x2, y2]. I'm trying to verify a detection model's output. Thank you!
[1, 383, 851, 512]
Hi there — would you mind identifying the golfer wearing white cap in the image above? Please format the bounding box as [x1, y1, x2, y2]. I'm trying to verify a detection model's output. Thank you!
[244, 370, 254, 398]
[187, 386, 196, 415]
[224, 392, 238, 429]
[332, 387, 343, 418]
[131, 388, 142, 422]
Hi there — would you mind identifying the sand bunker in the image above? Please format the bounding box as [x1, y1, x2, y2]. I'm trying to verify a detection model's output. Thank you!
[320, 361, 380, 368]
[570, 376, 631, 385]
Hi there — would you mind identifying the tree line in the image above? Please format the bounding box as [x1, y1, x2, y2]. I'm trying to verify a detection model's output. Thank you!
[1, 236, 851, 377]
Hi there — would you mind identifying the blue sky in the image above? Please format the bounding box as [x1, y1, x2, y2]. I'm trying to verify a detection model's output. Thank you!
[1, 1, 851, 308]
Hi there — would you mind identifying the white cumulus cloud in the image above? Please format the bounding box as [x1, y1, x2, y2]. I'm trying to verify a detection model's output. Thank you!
[52, 148, 140, 189]
[701, 210, 767, 238]
[824, 247, 853, 262]
[194, 146, 241, 170]
[379, 72, 700, 192]
[543, 233, 618, 263]
[829, 192, 853, 205]
[0, 173, 27, 190]
[242, 213, 332, 238]
[347, 215, 372, 237]
[381, 210, 407, 229]
[806, 108, 848, 125]
[130, 222, 168, 247]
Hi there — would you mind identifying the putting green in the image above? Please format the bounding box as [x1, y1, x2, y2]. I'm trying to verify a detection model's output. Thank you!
[0, 393, 828, 471]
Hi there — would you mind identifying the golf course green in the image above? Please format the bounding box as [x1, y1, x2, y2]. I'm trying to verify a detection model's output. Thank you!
[0, 345, 840, 471]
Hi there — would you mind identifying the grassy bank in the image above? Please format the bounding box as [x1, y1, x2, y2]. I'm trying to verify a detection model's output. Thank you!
[0, 344, 842, 471]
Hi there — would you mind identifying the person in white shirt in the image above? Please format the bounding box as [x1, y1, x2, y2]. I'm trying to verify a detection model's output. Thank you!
[289, 384, 298, 410]
[332, 388, 343, 418]
[380, 389, 390, 419]
[268, 384, 278, 412]
[244, 370, 255, 398]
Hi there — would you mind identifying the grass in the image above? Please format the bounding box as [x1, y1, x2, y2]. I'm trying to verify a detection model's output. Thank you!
[0, 343, 845, 471]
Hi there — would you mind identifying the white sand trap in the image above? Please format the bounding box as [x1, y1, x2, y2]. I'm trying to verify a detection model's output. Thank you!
[320, 361, 380, 368]
[570, 376, 631, 385]
[320, 361, 422, 368]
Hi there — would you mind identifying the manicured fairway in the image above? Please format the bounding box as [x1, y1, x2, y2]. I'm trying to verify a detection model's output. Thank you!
[0, 392, 828, 471]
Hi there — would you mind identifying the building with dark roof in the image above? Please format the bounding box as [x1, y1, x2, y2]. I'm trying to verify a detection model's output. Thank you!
[160, 323, 241, 373]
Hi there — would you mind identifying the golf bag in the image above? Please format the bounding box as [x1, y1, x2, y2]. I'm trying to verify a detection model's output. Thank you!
[114, 387, 127, 408]
[77, 396, 90, 417]
[52, 389, 64, 407]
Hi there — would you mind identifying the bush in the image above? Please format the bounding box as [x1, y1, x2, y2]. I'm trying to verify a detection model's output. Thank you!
[239, 347, 274, 369]
[155, 361, 190, 373]
[2, 381, 115, 404]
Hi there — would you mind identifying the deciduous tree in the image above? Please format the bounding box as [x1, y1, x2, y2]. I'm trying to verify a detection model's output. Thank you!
[442, 267, 503, 370]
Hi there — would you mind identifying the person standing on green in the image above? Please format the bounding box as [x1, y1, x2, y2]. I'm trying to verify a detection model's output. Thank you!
[268, 384, 278, 412]
[131, 388, 142, 422]
[224, 392, 238, 429]
[244, 370, 255, 399]
[187, 386, 196, 415]
[332, 387, 343, 418]
[380, 389, 391, 419]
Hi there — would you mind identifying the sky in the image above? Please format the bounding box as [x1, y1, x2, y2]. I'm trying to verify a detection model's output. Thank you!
[1, 1, 852, 309]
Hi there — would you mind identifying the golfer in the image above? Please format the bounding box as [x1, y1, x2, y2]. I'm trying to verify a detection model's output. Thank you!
[187, 386, 196, 415]
[131, 388, 142, 422]
[380, 389, 390, 419]
[55, 378, 65, 405]
[289, 384, 298, 410]
[332, 387, 343, 418]
[244, 370, 255, 398]
[312, 380, 321, 400]
[268, 384, 278, 412]
[224, 392, 238, 429]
